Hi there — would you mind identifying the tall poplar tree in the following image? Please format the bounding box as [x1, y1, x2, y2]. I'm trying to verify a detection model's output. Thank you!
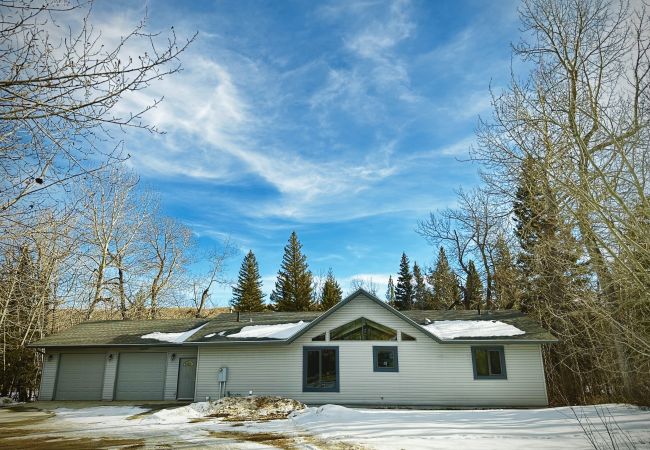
[231, 250, 265, 312]
[320, 269, 342, 311]
[463, 260, 483, 310]
[270, 232, 314, 311]
[429, 247, 461, 309]
[395, 253, 413, 310]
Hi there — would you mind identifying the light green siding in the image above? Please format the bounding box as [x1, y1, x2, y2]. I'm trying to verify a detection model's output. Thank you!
[39, 352, 59, 400]
[195, 293, 549, 406]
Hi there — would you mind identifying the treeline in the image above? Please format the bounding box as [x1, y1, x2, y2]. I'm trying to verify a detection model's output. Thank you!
[412, 0, 650, 406]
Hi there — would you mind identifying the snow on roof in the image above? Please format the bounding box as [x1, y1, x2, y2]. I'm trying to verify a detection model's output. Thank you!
[423, 320, 525, 340]
[225, 321, 310, 340]
[141, 324, 207, 343]
[204, 333, 216, 338]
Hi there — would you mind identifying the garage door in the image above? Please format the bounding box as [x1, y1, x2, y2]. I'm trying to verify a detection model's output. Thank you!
[114, 353, 166, 400]
[54, 353, 105, 400]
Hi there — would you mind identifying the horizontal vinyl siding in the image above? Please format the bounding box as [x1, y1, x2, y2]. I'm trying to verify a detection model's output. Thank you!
[102, 351, 118, 400]
[39, 351, 59, 400]
[195, 293, 548, 406]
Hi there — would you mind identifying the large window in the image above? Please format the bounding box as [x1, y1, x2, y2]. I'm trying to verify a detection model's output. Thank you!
[471, 346, 507, 379]
[303, 347, 339, 392]
[330, 317, 397, 341]
[373, 346, 398, 372]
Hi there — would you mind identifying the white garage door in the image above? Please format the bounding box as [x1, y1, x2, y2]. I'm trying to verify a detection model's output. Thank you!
[54, 353, 105, 400]
[114, 352, 166, 400]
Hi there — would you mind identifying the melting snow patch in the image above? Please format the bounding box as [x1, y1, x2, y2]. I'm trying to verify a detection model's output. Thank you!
[226, 321, 309, 339]
[424, 320, 525, 339]
[141, 323, 207, 343]
[204, 333, 216, 338]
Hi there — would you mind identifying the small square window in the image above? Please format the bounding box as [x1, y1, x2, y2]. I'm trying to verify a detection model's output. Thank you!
[471, 346, 507, 379]
[373, 346, 398, 372]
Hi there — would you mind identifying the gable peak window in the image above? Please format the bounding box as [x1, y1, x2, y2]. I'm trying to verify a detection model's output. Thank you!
[329, 317, 397, 341]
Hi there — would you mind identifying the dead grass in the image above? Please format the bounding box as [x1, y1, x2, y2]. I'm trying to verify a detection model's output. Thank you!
[208, 430, 365, 450]
[0, 434, 146, 449]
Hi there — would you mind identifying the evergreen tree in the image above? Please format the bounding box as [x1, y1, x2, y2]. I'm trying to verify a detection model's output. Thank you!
[320, 268, 342, 311]
[270, 232, 314, 311]
[513, 155, 586, 313]
[463, 260, 483, 310]
[492, 235, 520, 309]
[231, 250, 265, 312]
[386, 275, 396, 305]
[413, 262, 433, 309]
[394, 253, 413, 310]
[428, 247, 461, 309]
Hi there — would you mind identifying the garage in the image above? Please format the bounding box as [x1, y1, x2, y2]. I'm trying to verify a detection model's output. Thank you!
[54, 353, 106, 400]
[114, 352, 166, 400]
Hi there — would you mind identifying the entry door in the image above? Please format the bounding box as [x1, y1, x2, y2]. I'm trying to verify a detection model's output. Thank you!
[177, 358, 197, 400]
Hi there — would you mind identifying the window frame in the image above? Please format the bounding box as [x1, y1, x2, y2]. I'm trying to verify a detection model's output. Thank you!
[373, 346, 399, 373]
[471, 346, 507, 380]
[302, 346, 340, 392]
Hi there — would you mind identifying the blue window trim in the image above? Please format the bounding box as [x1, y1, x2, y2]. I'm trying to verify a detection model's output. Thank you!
[373, 346, 399, 372]
[303, 346, 339, 392]
[471, 346, 507, 380]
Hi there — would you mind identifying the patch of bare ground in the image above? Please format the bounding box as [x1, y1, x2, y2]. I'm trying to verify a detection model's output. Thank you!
[0, 433, 145, 450]
[204, 396, 306, 422]
[209, 430, 364, 450]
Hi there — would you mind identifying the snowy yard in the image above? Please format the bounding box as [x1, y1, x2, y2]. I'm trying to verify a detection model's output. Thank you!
[1, 400, 649, 449]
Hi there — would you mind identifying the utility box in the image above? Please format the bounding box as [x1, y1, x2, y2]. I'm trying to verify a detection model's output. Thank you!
[217, 367, 228, 382]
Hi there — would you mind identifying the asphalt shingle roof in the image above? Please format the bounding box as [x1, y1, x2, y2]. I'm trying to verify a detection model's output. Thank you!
[30, 307, 555, 347]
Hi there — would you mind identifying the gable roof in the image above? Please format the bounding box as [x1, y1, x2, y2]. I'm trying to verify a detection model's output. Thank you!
[30, 289, 556, 347]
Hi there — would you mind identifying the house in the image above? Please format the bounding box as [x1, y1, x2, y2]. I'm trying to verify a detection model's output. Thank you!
[30, 289, 557, 406]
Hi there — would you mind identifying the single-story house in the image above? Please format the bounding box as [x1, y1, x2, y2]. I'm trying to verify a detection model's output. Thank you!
[30, 289, 557, 406]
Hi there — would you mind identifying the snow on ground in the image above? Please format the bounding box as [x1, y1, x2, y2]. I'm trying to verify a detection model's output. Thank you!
[141, 323, 207, 343]
[226, 321, 310, 339]
[48, 401, 650, 449]
[423, 320, 526, 339]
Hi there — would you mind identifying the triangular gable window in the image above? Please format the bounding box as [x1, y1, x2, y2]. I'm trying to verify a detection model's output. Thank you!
[330, 317, 397, 341]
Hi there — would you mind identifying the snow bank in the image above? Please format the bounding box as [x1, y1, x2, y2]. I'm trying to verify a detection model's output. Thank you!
[226, 321, 309, 339]
[141, 323, 206, 343]
[0, 396, 16, 406]
[423, 320, 525, 339]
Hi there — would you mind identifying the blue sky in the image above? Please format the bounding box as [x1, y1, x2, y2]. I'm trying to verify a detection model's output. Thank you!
[91, 0, 521, 305]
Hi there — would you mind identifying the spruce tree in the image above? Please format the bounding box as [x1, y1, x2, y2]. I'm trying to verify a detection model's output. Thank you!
[463, 260, 483, 310]
[231, 250, 265, 312]
[386, 275, 396, 305]
[429, 247, 461, 309]
[270, 231, 314, 311]
[513, 155, 586, 313]
[413, 262, 433, 309]
[394, 253, 413, 310]
[492, 235, 520, 309]
[320, 268, 342, 311]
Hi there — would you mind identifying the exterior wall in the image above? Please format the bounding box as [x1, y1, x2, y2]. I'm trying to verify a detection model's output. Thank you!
[39, 352, 59, 400]
[195, 293, 549, 407]
[40, 346, 197, 401]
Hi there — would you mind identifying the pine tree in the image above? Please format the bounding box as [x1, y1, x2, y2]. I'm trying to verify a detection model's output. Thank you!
[463, 260, 483, 310]
[428, 247, 461, 309]
[492, 235, 520, 309]
[394, 253, 413, 310]
[270, 232, 314, 311]
[386, 275, 396, 305]
[320, 268, 342, 311]
[231, 250, 265, 312]
[413, 262, 433, 309]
